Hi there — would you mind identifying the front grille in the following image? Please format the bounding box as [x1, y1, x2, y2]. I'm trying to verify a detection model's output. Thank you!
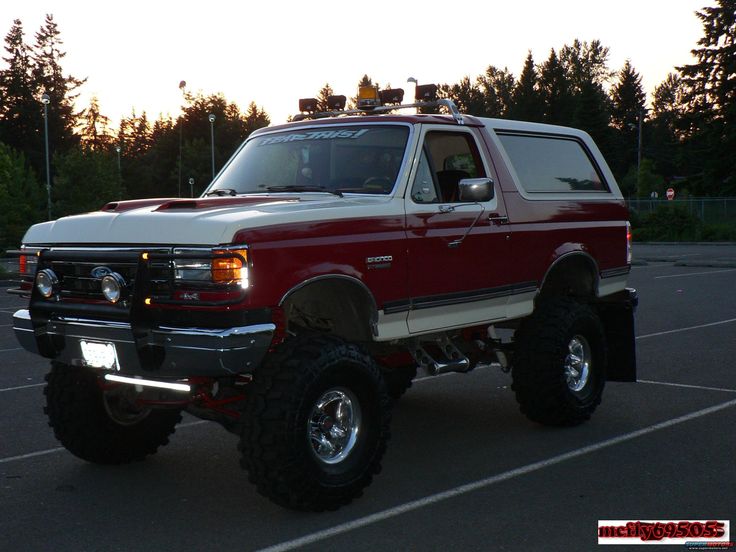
[23, 247, 247, 310]
[39, 248, 172, 305]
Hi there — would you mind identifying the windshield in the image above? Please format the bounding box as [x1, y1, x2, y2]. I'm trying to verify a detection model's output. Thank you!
[207, 124, 410, 196]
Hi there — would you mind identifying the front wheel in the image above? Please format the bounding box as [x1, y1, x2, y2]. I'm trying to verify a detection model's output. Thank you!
[44, 363, 182, 464]
[511, 298, 606, 426]
[239, 335, 391, 511]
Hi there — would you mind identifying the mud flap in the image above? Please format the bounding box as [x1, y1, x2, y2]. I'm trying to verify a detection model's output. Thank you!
[596, 288, 638, 382]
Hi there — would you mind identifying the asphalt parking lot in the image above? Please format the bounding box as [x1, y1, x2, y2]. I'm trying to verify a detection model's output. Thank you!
[1, 243, 735, 551]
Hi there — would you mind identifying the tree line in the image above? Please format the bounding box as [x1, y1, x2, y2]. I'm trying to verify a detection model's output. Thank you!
[0, 14, 270, 249]
[1, 3, 734, 250]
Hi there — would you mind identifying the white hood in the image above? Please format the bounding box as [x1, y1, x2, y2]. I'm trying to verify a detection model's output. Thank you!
[22, 194, 398, 246]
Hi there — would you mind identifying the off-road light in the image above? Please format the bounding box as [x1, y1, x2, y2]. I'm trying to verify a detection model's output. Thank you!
[415, 83, 438, 101]
[327, 95, 346, 111]
[101, 272, 126, 304]
[357, 86, 380, 109]
[35, 269, 58, 298]
[379, 88, 404, 105]
[299, 98, 319, 113]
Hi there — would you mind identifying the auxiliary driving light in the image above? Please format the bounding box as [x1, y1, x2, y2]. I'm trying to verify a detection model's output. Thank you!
[35, 269, 58, 298]
[101, 272, 126, 304]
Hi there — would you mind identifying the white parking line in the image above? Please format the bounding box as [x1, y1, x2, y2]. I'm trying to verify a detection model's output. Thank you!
[635, 318, 736, 340]
[0, 382, 44, 393]
[0, 347, 23, 354]
[638, 379, 736, 394]
[0, 420, 208, 465]
[0, 447, 65, 463]
[654, 268, 736, 280]
[255, 397, 736, 552]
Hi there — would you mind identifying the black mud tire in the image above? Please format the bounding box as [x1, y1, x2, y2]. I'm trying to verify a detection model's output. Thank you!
[44, 362, 182, 464]
[239, 335, 391, 511]
[381, 364, 418, 400]
[511, 297, 606, 426]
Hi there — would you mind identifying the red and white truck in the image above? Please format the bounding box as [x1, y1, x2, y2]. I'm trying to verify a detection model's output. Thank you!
[10, 85, 636, 510]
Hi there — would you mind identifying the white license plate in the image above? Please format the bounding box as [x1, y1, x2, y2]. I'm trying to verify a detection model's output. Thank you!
[80, 340, 118, 370]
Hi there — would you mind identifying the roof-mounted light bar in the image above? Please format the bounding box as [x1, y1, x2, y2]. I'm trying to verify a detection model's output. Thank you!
[293, 81, 463, 124]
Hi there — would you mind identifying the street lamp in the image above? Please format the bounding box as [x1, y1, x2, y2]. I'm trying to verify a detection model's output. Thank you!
[178, 80, 186, 197]
[41, 93, 51, 220]
[407, 78, 418, 113]
[188, 177, 195, 198]
[208, 113, 216, 181]
[115, 145, 121, 174]
[628, 109, 645, 198]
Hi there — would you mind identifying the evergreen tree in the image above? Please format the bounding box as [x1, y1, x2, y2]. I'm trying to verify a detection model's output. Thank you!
[0, 142, 43, 249]
[560, 39, 614, 91]
[53, 148, 123, 217]
[316, 83, 334, 112]
[31, 14, 85, 155]
[510, 52, 544, 122]
[650, 73, 688, 178]
[440, 76, 485, 115]
[538, 48, 574, 125]
[678, 0, 736, 194]
[477, 66, 515, 118]
[117, 111, 154, 199]
[610, 60, 647, 178]
[0, 20, 42, 168]
[243, 102, 270, 137]
[610, 60, 646, 131]
[572, 79, 613, 159]
[79, 96, 113, 151]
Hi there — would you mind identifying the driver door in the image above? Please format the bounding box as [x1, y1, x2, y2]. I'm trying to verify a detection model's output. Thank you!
[404, 126, 514, 334]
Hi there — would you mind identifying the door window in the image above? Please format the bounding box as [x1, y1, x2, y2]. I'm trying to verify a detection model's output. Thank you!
[410, 131, 486, 203]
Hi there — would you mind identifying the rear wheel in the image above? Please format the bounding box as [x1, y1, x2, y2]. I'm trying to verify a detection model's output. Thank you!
[44, 363, 182, 464]
[239, 335, 391, 511]
[511, 298, 606, 426]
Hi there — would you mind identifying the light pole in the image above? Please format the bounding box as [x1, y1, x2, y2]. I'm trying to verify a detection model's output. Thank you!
[115, 145, 121, 174]
[628, 110, 645, 198]
[41, 93, 51, 220]
[178, 80, 186, 197]
[188, 177, 194, 198]
[407, 77, 418, 113]
[208, 113, 216, 182]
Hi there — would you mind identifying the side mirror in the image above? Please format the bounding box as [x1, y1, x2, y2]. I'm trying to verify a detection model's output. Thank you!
[458, 178, 494, 202]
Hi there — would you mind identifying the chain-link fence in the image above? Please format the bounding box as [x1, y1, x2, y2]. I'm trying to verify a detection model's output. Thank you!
[627, 198, 736, 225]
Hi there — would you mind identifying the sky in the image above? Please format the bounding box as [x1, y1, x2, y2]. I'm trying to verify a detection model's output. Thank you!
[2, 0, 708, 128]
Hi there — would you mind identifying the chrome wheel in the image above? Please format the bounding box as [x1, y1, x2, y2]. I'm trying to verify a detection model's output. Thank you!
[564, 335, 591, 392]
[308, 387, 362, 465]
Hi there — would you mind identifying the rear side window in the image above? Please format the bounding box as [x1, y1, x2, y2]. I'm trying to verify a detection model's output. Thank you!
[497, 133, 608, 193]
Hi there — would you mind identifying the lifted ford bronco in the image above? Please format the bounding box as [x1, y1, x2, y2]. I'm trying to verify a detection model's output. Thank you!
[10, 86, 636, 511]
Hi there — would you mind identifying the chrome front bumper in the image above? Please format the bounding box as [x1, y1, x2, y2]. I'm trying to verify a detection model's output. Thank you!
[13, 309, 275, 377]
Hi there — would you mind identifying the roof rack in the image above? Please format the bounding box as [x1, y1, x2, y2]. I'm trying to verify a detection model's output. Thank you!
[292, 83, 464, 125]
[292, 99, 464, 125]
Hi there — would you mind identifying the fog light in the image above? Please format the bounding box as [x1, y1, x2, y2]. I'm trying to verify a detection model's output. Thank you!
[101, 272, 125, 304]
[35, 269, 58, 298]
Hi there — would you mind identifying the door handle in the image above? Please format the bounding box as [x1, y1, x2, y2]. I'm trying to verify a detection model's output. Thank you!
[488, 214, 509, 225]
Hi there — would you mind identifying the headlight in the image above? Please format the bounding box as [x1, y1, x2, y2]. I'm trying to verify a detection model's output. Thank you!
[173, 248, 248, 288]
[35, 269, 58, 298]
[101, 272, 126, 303]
